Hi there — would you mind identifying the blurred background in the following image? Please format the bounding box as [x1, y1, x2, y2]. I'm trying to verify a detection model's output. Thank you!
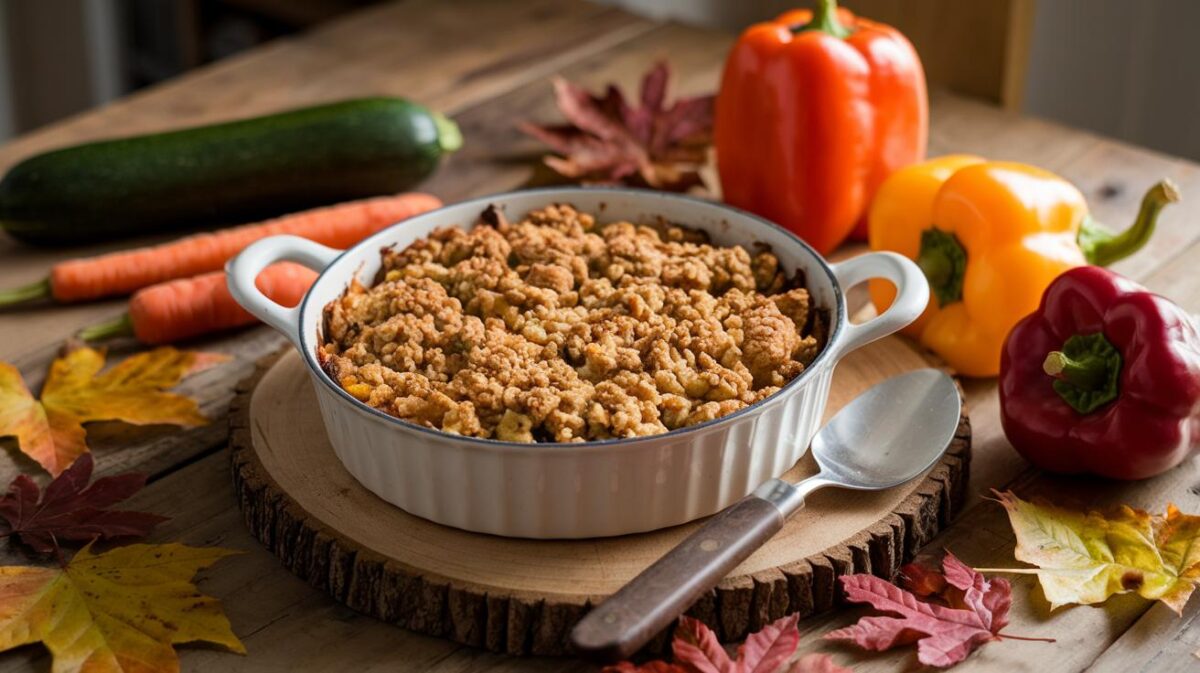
[0, 0, 1197, 160]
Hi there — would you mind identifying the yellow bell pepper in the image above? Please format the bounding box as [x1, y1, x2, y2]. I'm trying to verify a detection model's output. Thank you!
[868, 155, 1178, 377]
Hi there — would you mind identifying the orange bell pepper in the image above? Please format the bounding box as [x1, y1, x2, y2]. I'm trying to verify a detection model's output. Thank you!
[714, 0, 927, 254]
[869, 155, 1179, 377]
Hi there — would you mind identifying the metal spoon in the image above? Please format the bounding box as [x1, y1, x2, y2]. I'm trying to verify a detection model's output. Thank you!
[570, 368, 962, 661]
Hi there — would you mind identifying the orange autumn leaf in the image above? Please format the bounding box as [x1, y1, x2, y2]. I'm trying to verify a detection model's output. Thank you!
[0, 347, 226, 476]
[0, 542, 244, 673]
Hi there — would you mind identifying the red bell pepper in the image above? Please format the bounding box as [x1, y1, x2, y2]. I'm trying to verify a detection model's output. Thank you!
[1000, 266, 1200, 480]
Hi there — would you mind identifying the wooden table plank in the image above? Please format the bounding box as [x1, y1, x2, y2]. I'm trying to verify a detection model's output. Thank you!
[0, 0, 652, 174]
[1088, 600, 1200, 673]
[1, 1, 1199, 671]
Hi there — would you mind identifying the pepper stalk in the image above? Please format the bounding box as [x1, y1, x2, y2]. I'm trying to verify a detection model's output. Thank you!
[1043, 332, 1122, 414]
[1077, 180, 1180, 267]
[916, 228, 967, 307]
[795, 0, 852, 38]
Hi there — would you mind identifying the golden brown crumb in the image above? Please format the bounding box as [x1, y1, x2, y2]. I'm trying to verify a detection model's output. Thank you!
[319, 204, 824, 442]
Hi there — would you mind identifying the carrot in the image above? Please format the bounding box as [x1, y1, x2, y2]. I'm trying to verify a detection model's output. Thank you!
[78, 263, 318, 344]
[0, 192, 440, 306]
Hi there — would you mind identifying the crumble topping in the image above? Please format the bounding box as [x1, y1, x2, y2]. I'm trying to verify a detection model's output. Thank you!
[319, 204, 825, 442]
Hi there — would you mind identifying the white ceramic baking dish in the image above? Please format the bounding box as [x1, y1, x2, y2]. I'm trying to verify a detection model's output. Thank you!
[228, 188, 927, 538]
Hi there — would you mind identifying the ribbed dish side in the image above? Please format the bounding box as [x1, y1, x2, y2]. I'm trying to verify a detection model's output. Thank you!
[310, 362, 836, 539]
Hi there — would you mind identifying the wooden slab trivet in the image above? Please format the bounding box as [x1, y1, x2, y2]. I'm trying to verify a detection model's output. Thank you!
[230, 336, 970, 656]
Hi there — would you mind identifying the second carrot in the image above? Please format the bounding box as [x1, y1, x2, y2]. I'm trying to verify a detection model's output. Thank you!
[79, 263, 317, 345]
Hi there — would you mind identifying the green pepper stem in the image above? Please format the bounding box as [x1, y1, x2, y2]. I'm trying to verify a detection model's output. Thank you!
[916, 228, 967, 307]
[796, 0, 852, 38]
[1045, 332, 1122, 414]
[0, 278, 51, 308]
[917, 247, 951, 290]
[1043, 351, 1105, 390]
[432, 112, 463, 153]
[1078, 179, 1180, 267]
[77, 314, 135, 342]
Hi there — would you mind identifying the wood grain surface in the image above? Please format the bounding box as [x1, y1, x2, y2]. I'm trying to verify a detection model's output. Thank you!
[0, 0, 1198, 670]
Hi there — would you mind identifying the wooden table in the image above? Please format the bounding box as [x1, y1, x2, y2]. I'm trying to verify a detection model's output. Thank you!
[1, 1, 1197, 671]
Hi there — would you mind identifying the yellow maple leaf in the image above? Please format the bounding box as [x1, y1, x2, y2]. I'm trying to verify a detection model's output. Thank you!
[0, 542, 244, 673]
[986, 491, 1200, 613]
[0, 347, 227, 476]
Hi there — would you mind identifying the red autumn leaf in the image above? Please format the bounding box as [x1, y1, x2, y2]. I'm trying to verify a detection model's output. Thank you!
[826, 552, 1032, 667]
[899, 561, 947, 598]
[0, 453, 166, 554]
[606, 613, 805, 673]
[519, 60, 714, 192]
[786, 653, 854, 673]
[735, 613, 801, 673]
[672, 616, 734, 673]
[941, 551, 1011, 633]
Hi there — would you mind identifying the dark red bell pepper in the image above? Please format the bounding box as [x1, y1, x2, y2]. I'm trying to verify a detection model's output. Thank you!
[1000, 266, 1200, 480]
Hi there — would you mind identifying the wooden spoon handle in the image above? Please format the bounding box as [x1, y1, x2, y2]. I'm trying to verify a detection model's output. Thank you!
[569, 492, 786, 661]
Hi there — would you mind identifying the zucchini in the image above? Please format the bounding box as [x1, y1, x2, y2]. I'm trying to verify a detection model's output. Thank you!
[0, 97, 461, 246]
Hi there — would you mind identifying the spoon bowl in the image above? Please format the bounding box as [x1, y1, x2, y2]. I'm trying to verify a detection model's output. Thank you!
[813, 368, 962, 491]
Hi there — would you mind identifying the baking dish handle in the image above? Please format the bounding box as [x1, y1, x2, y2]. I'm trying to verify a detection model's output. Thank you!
[829, 251, 929, 359]
[227, 235, 340, 349]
